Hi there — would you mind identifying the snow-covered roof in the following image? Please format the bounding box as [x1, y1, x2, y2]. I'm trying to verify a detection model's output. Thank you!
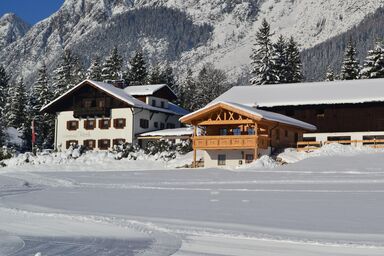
[211, 78, 384, 107]
[41, 80, 188, 116]
[138, 127, 193, 137]
[181, 101, 316, 131]
[124, 84, 175, 96]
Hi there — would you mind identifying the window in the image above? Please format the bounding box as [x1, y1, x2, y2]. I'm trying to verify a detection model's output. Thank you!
[97, 99, 105, 108]
[84, 120, 96, 130]
[245, 154, 254, 164]
[152, 99, 156, 107]
[276, 129, 280, 140]
[248, 128, 255, 135]
[285, 130, 289, 137]
[154, 122, 159, 128]
[83, 99, 95, 108]
[233, 128, 241, 136]
[160, 123, 165, 129]
[84, 140, 96, 150]
[98, 139, 111, 150]
[114, 119, 126, 129]
[166, 123, 176, 129]
[140, 119, 149, 129]
[294, 133, 299, 143]
[220, 128, 227, 136]
[160, 101, 165, 108]
[67, 120, 79, 131]
[316, 109, 325, 118]
[218, 154, 226, 166]
[99, 119, 111, 129]
[113, 138, 126, 146]
[66, 140, 78, 149]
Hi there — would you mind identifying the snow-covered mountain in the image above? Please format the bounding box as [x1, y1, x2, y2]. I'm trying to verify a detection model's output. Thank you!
[1, 0, 384, 84]
[0, 13, 30, 49]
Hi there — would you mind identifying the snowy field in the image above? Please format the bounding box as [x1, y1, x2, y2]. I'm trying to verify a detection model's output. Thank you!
[1, 146, 384, 255]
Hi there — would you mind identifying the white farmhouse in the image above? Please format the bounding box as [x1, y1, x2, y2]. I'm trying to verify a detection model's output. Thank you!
[41, 80, 189, 151]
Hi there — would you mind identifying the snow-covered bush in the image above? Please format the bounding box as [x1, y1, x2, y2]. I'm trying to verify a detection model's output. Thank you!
[0, 146, 13, 161]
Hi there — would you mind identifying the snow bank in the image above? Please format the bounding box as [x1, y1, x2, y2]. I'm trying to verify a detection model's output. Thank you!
[236, 155, 279, 170]
[278, 143, 384, 164]
[1, 149, 196, 171]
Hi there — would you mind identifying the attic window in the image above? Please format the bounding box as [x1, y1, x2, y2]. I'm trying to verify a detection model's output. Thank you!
[161, 101, 165, 108]
[152, 99, 156, 107]
[316, 109, 325, 118]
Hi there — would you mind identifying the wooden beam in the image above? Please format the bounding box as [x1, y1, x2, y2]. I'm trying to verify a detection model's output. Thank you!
[198, 120, 254, 126]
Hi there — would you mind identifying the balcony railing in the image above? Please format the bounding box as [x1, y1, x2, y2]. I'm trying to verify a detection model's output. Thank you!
[73, 107, 110, 118]
[193, 135, 269, 150]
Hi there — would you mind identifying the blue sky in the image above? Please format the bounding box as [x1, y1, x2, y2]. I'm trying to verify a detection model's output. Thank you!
[0, 0, 64, 25]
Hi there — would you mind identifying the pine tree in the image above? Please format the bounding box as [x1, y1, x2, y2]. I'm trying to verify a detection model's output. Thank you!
[33, 63, 55, 149]
[87, 56, 103, 81]
[148, 65, 164, 84]
[273, 35, 288, 83]
[7, 78, 27, 129]
[125, 50, 148, 86]
[0, 65, 9, 116]
[360, 40, 384, 79]
[325, 66, 335, 81]
[285, 37, 303, 83]
[101, 47, 123, 81]
[340, 39, 360, 80]
[162, 65, 176, 92]
[195, 63, 231, 110]
[53, 49, 84, 97]
[250, 19, 278, 85]
[179, 69, 198, 111]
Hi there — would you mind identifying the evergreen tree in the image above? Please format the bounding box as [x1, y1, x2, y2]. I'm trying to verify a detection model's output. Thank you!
[101, 47, 123, 81]
[340, 39, 360, 80]
[53, 49, 84, 97]
[125, 50, 148, 86]
[285, 37, 303, 83]
[33, 63, 55, 149]
[0, 118, 5, 146]
[250, 19, 278, 85]
[273, 35, 288, 83]
[195, 63, 231, 110]
[360, 40, 384, 79]
[325, 66, 336, 81]
[0, 65, 9, 116]
[162, 65, 176, 92]
[87, 56, 103, 81]
[7, 78, 27, 129]
[179, 69, 198, 111]
[148, 65, 165, 84]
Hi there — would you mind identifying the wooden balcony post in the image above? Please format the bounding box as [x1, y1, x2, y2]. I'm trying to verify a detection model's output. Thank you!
[193, 125, 197, 168]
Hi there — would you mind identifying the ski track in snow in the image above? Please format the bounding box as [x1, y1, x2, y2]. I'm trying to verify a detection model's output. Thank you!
[1, 153, 384, 255]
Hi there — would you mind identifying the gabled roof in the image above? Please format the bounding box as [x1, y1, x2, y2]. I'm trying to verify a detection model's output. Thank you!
[124, 84, 177, 101]
[180, 101, 316, 131]
[211, 78, 384, 107]
[40, 80, 188, 116]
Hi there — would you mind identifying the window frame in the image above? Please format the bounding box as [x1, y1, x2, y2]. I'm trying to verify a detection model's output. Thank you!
[83, 139, 96, 150]
[218, 154, 226, 166]
[140, 119, 149, 129]
[114, 118, 126, 129]
[98, 139, 111, 150]
[66, 140, 78, 149]
[99, 119, 111, 129]
[84, 120, 96, 130]
[67, 120, 79, 131]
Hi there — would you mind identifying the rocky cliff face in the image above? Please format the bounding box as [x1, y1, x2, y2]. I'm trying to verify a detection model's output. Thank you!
[1, 0, 384, 85]
[0, 13, 30, 49]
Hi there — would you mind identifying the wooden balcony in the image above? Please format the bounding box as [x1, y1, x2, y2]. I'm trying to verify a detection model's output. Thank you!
[193, 135, 269, 150]
[73, 107, 110, 118]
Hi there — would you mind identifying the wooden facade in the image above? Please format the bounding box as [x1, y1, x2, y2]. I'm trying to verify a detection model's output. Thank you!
[262, 102, 384, 133]
[181, 103, 311, 167]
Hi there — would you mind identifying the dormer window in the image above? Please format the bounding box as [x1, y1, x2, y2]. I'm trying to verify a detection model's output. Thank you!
[161, 101, 165, 108]
[152, 99, 156, 107]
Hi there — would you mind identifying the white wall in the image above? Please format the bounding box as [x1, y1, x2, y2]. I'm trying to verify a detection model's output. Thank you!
[56, 108, 134, 151]
[56, 107, 183, 151]
[146, 96, 169, 109]
[303, 131, 384, 146]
